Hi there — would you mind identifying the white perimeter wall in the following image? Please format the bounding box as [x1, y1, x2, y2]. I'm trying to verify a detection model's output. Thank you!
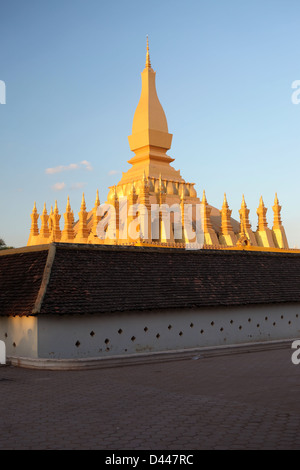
[0, 316, 38, 358]
[1, 304, 300, 360]
[38, 304, 300, 359]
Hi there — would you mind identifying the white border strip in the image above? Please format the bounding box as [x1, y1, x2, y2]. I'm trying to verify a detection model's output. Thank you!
[6, 339, 294, 370]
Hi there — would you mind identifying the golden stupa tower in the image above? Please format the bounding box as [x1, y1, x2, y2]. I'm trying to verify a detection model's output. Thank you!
[27, 39, 289, 251]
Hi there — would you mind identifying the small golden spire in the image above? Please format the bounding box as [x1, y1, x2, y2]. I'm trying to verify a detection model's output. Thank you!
[222, 193, 228, 208]
[81, 193, 86, 211]
[77, 193, 89, 241]
[201, 190, 214, 233]
[259, 195, 265, 207]
[52, 200, 61, 241]
[40, 203, 50, 238]
[54, 199, 59, 214]
[257, 196, 268, 231]
[30, 201, 39, 237]
[221, 193, 233, 236]
[62, 196, 74, 241]
[145, 35, 151, 69]
[91, 189, 101, 236]
[95, 189, 100, 207]
[273, 193, 282, 229]
[49, 205, 54, 232]
[66, 196, 71, 212]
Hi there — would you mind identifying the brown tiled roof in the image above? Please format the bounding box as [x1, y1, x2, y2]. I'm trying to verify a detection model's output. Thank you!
[1, 243, 300, 317]
[0, 247, 49, 316]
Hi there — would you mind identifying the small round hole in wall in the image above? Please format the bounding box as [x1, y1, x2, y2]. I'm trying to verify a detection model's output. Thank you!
[156, 333, 160, 339]
[90, 331, 95, 337]
[273, 322, 276, 326]
[144, 327, 148, 332]
[257, 324, 260, 328]
[296, 314, 299, 318]
[75, 341, 80, 347]
[211, 321, 214, 326]
[230, 320, 234, 324]
[220, 327, 224, 332]
[288, 321, 291, 325]
[248, 318, 251, 323]
[179, 331, 183, 336]
[239, 326, 242, 330]
[281, 315, 284, 319]
[118, 329, 123, 334]
[190, 323, 194, 328]
[106, 347, 110, 352]
[104, 338, 110, 344]
[4, 333, 7, 338]
[13, 342, 16, 348]
[265, 317, 268, 321]
[168, 325, 172, 330]
[131, 336, 136, 342]
[200, 329, 204, 334]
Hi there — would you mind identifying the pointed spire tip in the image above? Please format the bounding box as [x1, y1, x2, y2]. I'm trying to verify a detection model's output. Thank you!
[145, 35, 151, 69]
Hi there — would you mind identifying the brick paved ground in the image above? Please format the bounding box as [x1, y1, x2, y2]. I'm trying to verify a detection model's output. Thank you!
[0, 344, 299, 450]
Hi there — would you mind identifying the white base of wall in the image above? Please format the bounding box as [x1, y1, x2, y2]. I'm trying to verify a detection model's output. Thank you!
[1, 303, 300, 365]
[6, 338, 294, 370]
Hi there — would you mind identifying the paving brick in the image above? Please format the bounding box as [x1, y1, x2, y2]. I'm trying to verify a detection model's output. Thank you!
[1, 345, 300, 449]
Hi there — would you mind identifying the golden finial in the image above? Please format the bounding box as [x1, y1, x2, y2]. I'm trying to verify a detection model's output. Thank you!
[145, 35, 151, 69]
[273, 193, 282, 229]
[223, 193, 228, 207]
[95, 189, 100, 206]
[202, 190, 207, 204]
[54, 200, 59, 213]
[81, 192, 86, 210]
[66, 196, 71, 212]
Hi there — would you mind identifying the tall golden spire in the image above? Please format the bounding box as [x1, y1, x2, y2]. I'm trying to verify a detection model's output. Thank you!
[126, 37, 173, 174]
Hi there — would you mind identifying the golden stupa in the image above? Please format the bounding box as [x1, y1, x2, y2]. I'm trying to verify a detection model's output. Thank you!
[27, 39, 289, 251]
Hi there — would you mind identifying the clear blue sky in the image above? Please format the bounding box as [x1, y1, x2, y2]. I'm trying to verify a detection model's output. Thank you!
[1, 0, 300, 247]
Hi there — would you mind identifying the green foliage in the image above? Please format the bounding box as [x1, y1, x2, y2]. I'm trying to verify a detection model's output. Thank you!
[0, 238, 14, 250]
